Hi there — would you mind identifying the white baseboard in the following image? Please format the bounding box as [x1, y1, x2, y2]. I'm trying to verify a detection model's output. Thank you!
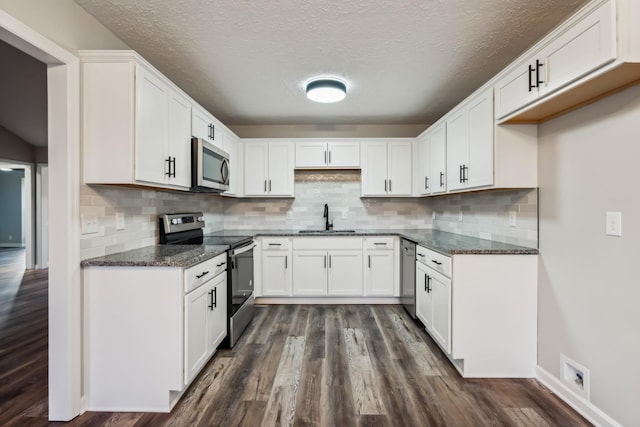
[536, 366, 622, 427]
[255, 297, 401, 305]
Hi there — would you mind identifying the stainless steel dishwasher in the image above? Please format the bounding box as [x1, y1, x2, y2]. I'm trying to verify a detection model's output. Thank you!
[400, 238, 417, 318]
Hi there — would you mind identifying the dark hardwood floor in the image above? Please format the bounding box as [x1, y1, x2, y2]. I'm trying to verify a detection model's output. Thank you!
[0, 249, 591, 426]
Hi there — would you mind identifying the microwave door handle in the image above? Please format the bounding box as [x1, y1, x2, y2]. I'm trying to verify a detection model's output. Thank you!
[221, 159, 230, 184]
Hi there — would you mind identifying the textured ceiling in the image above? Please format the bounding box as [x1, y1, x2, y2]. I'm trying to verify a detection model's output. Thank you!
[75, 0, 587, 127]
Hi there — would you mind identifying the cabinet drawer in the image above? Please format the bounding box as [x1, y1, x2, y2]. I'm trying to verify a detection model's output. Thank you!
[262, 238, 290, 251]
[365, 236, 395, 250]
[416, 246, 451, 278]
[292, 237, 363, 250]
[185, 252, 227, 293]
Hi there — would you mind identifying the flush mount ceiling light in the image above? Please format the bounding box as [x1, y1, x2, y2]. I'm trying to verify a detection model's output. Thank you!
[306, 78, 347, 103]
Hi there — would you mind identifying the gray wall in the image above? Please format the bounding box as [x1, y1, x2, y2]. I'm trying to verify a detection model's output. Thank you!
[0, 169, 24, 246]
[0, 125, 36, 163]
[538, 84, 640, 426]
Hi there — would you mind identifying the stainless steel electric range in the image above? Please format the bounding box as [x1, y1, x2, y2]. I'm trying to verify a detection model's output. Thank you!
[159, 213, 255, 348]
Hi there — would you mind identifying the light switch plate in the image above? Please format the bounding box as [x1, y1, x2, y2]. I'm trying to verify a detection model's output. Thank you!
[509, 211, 517, 227]
[605, 212, 622, 236]
[81, 214, 99, 234]
[286, 211, 293, 220]
[458, 211, 463, 222]
[116, 212, 125, 230]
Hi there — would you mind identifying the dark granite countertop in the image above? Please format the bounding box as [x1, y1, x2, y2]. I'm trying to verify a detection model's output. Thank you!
[81, 229, 536, 268]
[221, 229, 538, 256]
[81, 244, 229, 268]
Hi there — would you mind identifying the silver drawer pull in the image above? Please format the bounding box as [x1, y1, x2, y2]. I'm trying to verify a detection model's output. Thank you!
[268, 243, 282, 246]
[417, 253, 425, 257]
[374, 242, 387, 246]
[216, 262, 226, 267]
[431, 260, 442, 265]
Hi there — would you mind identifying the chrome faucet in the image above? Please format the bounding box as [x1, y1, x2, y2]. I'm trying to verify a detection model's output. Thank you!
[323, 204, 333, 231]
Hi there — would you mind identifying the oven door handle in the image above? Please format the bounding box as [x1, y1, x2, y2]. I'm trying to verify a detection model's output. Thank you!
[231, 241, 256, 256]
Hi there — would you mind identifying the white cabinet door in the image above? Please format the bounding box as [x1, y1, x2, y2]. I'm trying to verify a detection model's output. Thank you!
[494, 62, 541, 120]
[135, 65, 168, 185]
[446, 109, 468, 191]
[243, 141, 268, 196]
[361, 141, 388, 196]
[208, 274, 228, 351]
[388, 141, 413, 196]
[327, 250, 363, 296]
[267, 141, 294, 196]
[467, 90, 494, 189]
[262, 251, 291, 296]
[417, 135, 430, 195]
[540, 0, 615, 97]
[415, 261, 432, 330]
[191, 105, 221, 147]
[429, 123, 447, 194]
[292, 251, 327, 295]
[184, 282, 210, 385]
[327, 141, 360, 168]
[429, 269, 451, 354]
[365, 251, 395, 296]
[295, 142, 327, 168]
[167, 89, 192, 188]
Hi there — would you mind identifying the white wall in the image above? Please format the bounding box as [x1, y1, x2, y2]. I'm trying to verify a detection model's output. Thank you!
[538, 84, 640, 427]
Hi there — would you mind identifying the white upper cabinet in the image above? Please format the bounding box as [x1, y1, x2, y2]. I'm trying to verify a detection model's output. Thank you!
[446, 88, 494, 192]
[243, 140, 294, 197]
[495, 0, 640, 123]
[429, 123, 447, 195]
[81, 52, 193, 190]
[192, 105, 222, 148]
[416, 133, 430, 196]
[295, 140, 360, 169]
[222, 128, 242, 197]
[361, 140, 412, 197]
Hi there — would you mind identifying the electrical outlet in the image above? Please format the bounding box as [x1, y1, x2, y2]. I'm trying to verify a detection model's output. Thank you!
[509, 211, 517, 227]
[81, 214, 99, 234]
[458, 211, 463, 222]
[286, 211, 293, 220]
[605, 211, 622, 236]
[116, 212, 125, 230]
[432, 211, 436, 220]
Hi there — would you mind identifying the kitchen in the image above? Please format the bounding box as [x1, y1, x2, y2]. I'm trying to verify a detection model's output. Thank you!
[0, 0, 638, 426]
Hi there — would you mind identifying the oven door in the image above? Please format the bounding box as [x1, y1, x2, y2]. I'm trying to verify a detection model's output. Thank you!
[229, 240, 255, 316]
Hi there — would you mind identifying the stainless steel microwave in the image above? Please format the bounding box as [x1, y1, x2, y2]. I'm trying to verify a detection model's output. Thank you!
[191, 137, 230, 192]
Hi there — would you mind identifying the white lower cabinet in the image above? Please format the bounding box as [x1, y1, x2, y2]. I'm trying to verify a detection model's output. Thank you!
[414, 245, 538, 378]
[416, 260, 451, 353]
[184, 271, 227, 385]
[291, 237, 364, 297]
[261, 238, 292, 296]
[364, 237, 398, 296]
[83, 253, 228, 412]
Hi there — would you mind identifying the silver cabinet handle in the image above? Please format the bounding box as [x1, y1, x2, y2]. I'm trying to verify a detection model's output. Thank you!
[324, 151, 327, 164]
[329, 151, 331, 164]
[285, 256, 287, 269]
[269, 179, 272, 192]
[264, 180, 267, 192]
[324, 255, 327, 268]
[389, 179, 392, 192]
[329, 255, 332, 268]
[368, 255, 371, 268]
[384, 179, 388, 192]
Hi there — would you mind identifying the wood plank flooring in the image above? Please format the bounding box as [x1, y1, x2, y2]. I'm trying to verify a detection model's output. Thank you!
[0, 249, 592, 426]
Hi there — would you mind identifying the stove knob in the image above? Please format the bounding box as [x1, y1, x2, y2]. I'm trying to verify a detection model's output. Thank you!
[197, 216, 205, 222]
[171, 218, 180, 225]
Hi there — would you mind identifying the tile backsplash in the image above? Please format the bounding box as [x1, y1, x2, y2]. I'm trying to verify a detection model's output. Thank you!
[430, 188, 538, 248]
[79, 176, 538, 260]
[223, 171, 433, 230]
[79, 184, 224, 260]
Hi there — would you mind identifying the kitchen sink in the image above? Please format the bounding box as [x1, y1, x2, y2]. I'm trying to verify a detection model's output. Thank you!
[298, 230, 357, 234]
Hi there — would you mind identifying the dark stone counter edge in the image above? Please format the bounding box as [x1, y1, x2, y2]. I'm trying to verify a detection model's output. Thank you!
[252, 231, 539, 256]
[81, 246, 228, 268]
[81, 231, 538, 268]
